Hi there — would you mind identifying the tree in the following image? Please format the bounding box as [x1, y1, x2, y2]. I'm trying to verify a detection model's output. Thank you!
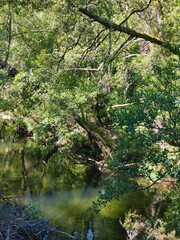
[0, 1, 179, 234]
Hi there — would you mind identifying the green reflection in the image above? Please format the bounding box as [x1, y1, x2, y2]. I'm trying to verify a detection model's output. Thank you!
[0, 137, 173, 240]
[0, 138, 127, 239]
[37, 188, 127, 240]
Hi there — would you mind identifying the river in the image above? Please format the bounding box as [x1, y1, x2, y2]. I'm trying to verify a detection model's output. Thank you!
[0, 137, 162, 239]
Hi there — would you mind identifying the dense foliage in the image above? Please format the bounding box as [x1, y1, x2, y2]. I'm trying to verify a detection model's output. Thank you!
[0, 0, 179, 238]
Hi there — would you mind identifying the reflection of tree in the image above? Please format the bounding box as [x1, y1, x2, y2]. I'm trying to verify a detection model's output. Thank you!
[0, 121, 6, 139]
[19, 143, 47, 196]
[85, 165, 102, 188]
[2, 135, 15, 175]
[1, 136, 102, 198]
[19, 145, 27, 192]
[150, 194, 162, 218]
[87, 221, 94, 240]
[80, 218, 95, 240]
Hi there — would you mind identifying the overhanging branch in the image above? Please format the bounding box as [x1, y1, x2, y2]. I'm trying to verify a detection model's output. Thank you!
[79, 7, 180, 56]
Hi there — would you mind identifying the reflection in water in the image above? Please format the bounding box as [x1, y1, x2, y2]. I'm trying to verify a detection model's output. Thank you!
[36, 186, 155, 240]
[36, 188, 128, 240]
[87, 222, 94, 240]
[0, 138, 161, 240]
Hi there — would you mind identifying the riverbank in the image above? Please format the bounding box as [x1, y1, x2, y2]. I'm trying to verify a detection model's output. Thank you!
[0, 199, 76, 240]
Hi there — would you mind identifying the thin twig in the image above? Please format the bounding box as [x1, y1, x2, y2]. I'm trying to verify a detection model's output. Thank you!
[48, 227, 77, 239]
[119, 0, 152, 26]
[5, 224, 10, 240]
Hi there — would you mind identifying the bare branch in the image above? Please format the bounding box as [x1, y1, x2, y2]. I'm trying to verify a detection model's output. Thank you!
[101, 36, 135, 75]
[119, 0, 152, 26]
[112, 103, 133, 108]
[81, 29, 108, 61]
[56, 31, 83, 72]
[112, 98, 145, 108]
[124, 54, 139, 58]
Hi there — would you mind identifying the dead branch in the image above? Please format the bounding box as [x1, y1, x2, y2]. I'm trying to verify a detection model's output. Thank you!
[0, 202, 77, 240]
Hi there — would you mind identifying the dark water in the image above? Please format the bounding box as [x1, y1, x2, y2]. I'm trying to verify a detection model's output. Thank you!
[0, 138, 157, 240]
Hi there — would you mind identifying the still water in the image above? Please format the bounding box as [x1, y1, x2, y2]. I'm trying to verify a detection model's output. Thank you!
[0, 138, 155, 240]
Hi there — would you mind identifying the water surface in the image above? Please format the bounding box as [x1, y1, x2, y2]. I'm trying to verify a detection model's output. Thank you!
[0, 138, 156, 239]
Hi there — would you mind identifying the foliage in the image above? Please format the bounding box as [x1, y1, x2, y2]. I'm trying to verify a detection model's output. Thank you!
[120, 210, 177, 240]
[0, 0, 179, 236]
[164, 193, 180, 236]
[0, 181, 12, 198]
[93, 59, 179, 213]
